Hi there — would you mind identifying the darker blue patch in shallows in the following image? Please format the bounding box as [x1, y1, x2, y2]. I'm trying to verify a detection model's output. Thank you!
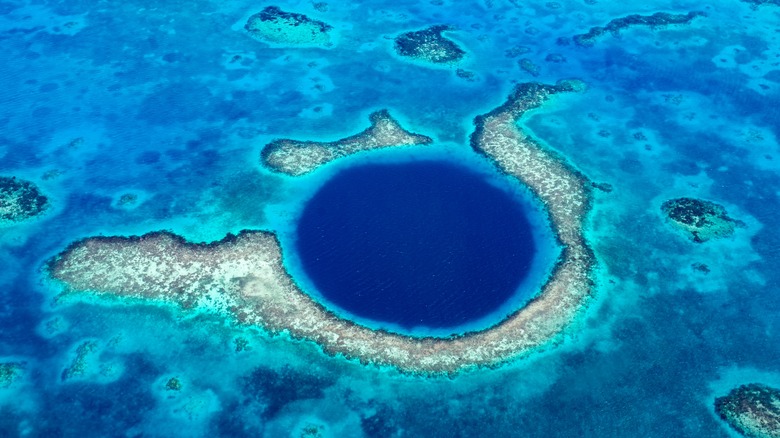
[295, 160, 537, 330]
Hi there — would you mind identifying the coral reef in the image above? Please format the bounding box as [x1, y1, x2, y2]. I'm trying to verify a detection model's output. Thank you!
[0, 176, 49, 226]
[394, 25, 465, 64]
[573, 11, 705, 47]
[117, 193, 137, 207]
[244, 6, 333, 47]
[661, 197, 742, 243]
[240, 365, 335, 417]
[715, 383, 780, 438]
[165, 377, 182, 391]
[0, 362, 24, 388]
[518, 58, 540, 77]
[49, 81, 596, 374]
[261, 110, 433, 176]
[233, 337, 250, 353]
[741, 0, 780, 8]
[61, 340, 98, 381]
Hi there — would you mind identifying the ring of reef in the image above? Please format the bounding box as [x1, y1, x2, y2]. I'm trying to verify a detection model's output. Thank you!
[48, 80, 596, 375]
[290, 158, 553, 335]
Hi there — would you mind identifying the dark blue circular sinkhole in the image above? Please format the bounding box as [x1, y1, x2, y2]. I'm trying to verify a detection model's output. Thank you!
[295, 160, 537, 330]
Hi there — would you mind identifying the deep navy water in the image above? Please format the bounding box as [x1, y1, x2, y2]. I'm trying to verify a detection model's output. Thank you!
[1, 0, 780, 436]
[295, 160, 536, 330]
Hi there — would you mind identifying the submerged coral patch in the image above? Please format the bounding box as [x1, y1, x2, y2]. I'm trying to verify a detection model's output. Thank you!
[518, 58, 541, 77]
[573, 11, 705, 47]
[393, 25, 465, 64]
[661, 197, 742, 243]
[165, 377, 182, 391]
[244, 6, 334, 48]
[0, 176, 49, 226]
[49, 82, 595, 374]
[741, 0, 780, 8]
[61, 340, 99, 381]
[0, 362, 24, 388]
[241, 364, 335, 418]
[261, 110, 433, 176]
[715, 383, 780, 438]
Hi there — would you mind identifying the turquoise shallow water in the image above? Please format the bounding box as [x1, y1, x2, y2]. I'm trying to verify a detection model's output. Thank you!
[1, 0, 779, 436]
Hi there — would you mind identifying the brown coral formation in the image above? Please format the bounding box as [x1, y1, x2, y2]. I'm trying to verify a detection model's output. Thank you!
[0, 176, 49, 226]
[573, 11, 705, 47]
[715, 383, 780, 438]
[244, 6, 334, 48]
[261, 110, 433, 176]
[661, 197, 743, 243]
[0, 362, 24, 388]
[393, 25, 466, 64]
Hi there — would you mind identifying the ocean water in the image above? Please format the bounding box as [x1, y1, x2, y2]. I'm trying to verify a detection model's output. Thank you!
[295, 160, 540, 333]
[0, 0, 778, 436]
